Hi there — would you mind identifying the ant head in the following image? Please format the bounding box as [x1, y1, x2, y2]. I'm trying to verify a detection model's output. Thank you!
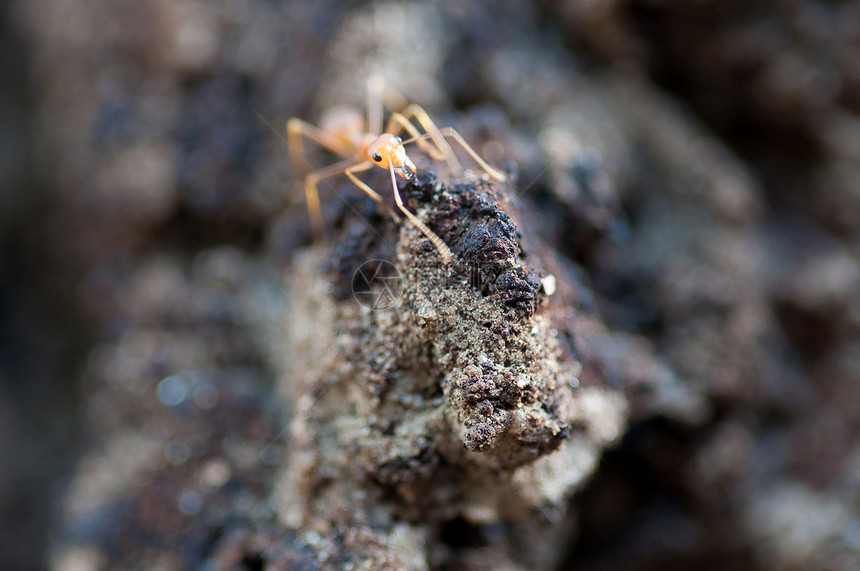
[368, 134, 415, 179]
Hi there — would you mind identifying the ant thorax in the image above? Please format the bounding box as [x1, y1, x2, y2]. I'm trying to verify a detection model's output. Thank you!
[319, 105, 366, 150]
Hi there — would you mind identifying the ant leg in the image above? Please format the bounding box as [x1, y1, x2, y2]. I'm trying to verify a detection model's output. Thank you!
[367, 75, 384, 136]
[399, 104, 464, 171]
[387, 113, 460, 171]
[439, 127, 507, 181]
[387, 166, 453, 264]
[344, 162, 400, 222]
[402, 129, 507, 182]
[302, 158, 366, 238]
[386, 111, 463, 175]
[368, 74, 410, 119]
[286, 118, 354, 238]
[287, 118, 353, 170]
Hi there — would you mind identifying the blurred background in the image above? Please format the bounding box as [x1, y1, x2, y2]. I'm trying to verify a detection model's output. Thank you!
[3, 0, 860, 569]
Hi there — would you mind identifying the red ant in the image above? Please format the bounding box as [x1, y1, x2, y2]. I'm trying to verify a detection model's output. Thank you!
[287, 76, 507, 263]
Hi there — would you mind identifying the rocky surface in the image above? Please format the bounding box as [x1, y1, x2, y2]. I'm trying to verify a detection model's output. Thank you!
[276, 171, 625, 569]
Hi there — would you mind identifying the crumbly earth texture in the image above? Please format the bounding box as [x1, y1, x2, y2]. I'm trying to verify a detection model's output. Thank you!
[277, 172, 626, 568]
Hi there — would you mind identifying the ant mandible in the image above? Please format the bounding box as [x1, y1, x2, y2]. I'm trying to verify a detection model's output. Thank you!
[287, 75, 507, 264]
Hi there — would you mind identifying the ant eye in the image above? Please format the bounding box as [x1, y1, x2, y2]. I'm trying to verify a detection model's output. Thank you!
[372, 153, 382, 162]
